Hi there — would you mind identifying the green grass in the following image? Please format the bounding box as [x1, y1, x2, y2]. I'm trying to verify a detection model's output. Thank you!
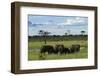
[28, 40, 87, 49]
[28, 40, 88, 60]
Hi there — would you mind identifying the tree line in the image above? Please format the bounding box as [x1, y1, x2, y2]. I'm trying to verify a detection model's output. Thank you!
[29, 30, 87, 44]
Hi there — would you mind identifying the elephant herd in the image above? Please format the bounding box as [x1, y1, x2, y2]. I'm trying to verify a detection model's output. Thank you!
[40, 44, 80, 55]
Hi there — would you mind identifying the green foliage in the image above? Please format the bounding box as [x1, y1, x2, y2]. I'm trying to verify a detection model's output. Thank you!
[29, 35, 87, 42]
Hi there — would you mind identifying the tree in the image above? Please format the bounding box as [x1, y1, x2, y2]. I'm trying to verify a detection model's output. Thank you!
[65, 33, 68, 36]
[80, 31, 85, 35]
[38, 30, 44, 36]
[38, 30, 44, 42]
[67, 30, 70, 35]
[38, 30, 50, 44]
[43, 31, 50, 44]
[80, 31, 86, 42]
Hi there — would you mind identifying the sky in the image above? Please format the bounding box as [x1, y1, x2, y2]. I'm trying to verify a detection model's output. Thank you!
[28, 15, 88, 36]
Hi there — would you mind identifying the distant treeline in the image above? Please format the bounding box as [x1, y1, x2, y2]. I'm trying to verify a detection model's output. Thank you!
[28, 35, 88, 42]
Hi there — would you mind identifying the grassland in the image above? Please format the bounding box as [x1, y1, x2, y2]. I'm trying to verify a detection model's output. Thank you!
[28, 40, 88, 60]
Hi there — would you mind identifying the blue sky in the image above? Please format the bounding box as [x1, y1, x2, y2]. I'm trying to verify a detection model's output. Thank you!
[28, 15, 88, 36]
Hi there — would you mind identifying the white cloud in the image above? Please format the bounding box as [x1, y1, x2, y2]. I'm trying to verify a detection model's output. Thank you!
[57, 17, 87, 26]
